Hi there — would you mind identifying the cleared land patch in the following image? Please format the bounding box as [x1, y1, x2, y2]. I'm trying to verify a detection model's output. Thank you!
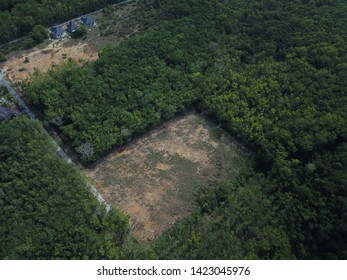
[87, 113, 251, 241]
[1, 42, 98, 83]
[0, 1, 140, 84]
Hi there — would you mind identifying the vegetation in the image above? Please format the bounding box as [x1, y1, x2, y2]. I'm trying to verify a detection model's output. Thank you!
[5, 0, 347, 259]
[0, 0, 124, 45]
[0, 51, 6, 62]
[0, 86, 17, 109]
[87, 114, 251, 241]
[72, 25, 88, 38]
[155, 175, 294, 259]
[29, 25, 49, 44]
[0, 117, 129, 259]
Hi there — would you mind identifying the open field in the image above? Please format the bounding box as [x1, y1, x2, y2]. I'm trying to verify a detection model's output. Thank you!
[1, 41, 98, 83]
[86, 113, 251, 241]
[0, 1, 140, 84]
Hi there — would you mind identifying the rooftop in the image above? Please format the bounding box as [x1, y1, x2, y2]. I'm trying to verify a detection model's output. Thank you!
[67, 21, 78, 33]
[51, 26, 65, 39]
[80, 16, 96, 28]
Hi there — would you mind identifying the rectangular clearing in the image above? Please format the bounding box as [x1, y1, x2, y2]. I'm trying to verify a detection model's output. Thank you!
[87, 113, 251, 241]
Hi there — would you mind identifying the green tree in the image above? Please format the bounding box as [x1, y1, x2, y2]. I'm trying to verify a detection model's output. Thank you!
[155, 175, 294, 259]
[72, 25, 88, 38]
[29, 24, 48, 44]
[0, 51, 6, 62]
[21, 0, 347, 259]
[0, 117, 129, 259]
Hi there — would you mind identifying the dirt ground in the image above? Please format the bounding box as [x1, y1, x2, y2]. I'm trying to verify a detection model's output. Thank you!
[0, 1, 140, 84]
[1, 41, 98, 83]
[87, 113, 250, 242]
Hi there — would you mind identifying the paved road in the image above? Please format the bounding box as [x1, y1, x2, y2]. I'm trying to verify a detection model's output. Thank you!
[0, 74, 35, 120]
[0, 71, 71, 162]
[0, 71, 111, 211]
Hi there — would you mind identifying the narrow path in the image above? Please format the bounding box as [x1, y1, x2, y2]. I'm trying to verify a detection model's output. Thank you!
[0, 36, 28, 49]
[0, 72, 111, 211]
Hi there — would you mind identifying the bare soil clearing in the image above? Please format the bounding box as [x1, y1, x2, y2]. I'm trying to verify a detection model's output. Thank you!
[1, 42, 98, 83]
[0, 1, 140, 84]
[87, 114, 250, 242]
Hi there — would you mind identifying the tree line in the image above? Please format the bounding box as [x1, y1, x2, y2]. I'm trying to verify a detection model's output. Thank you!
[0, 117, 132, 259]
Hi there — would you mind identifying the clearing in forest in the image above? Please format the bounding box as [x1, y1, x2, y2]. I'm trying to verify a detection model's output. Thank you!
[1, 42, 98, 83]
[0, 1, 139, 84]
[87, 113, 251, 241]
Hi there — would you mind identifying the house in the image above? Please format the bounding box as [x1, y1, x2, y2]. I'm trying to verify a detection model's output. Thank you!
[80, 16, 96, 29]
[50, 26, 65, 39]
[67, 20, 78, 33]
[0, 107, 16, 121]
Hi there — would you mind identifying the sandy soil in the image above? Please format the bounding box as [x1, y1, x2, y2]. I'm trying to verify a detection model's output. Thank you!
[87, 114, 249, 242]
[1, 41, 98, 83]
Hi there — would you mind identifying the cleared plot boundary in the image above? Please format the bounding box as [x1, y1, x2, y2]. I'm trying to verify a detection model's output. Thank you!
[87, 113, 251, 241]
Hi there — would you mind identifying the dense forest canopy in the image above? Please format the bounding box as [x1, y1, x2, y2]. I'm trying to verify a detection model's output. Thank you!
[154, 175, 295, 259]
[4, 0, 347, 259]
[0, 0, 124, 44]
[0, 118, 129, 259]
